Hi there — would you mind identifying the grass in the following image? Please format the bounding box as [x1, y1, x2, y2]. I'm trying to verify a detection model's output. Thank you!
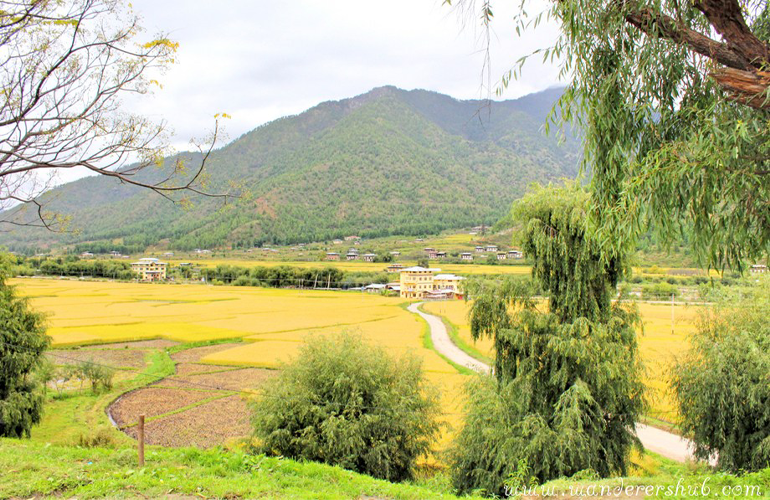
[17, 278, 470, 448]
[33, 350, 175, 446]
[0, 439, 483, 499]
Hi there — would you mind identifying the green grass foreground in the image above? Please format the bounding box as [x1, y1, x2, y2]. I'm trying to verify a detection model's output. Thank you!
[0, 439, 478, 499]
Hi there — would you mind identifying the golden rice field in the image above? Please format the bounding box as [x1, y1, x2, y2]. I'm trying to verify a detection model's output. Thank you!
[12, 278, 467, 445]
[164, 258, 532, 276]
[422, 300, 701, 422]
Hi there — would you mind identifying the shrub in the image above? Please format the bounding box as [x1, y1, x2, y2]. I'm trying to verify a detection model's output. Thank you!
[671, 278, 770, 472]
[251, 332, 441, 482]
[71, 360, 115, 393]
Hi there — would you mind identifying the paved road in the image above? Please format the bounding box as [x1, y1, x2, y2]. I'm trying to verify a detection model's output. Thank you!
[408, 301, 702, 464]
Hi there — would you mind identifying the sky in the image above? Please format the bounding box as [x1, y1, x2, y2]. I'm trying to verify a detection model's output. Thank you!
[127, 0, 562, 148]
[53, 0, 562, 185]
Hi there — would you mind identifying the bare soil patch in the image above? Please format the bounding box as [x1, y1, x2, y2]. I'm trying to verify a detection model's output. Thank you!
[47, 348, 148, 369]
[123, 395, 251, 448]
[170, 343, 242, 363]
[84, 339, 179, 350]
[175, 362, 238, 376]
[157, 368, 273, 391]
[110, 387, 220, 428]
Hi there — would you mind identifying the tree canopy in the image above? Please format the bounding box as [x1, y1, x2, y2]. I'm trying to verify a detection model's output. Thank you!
[446, 0, 769, 270]
[0, 253, 49, 438]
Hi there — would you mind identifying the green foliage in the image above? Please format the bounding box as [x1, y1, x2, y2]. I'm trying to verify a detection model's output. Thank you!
[69, 360, 115, 394]
[451, 184, 645, 495]
[672, 277, 770, 472]
[0, 258, 50, 437]
[251, 332, 442, 482]
[517, 0, 768, 270]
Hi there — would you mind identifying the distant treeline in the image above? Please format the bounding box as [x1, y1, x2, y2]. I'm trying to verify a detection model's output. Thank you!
[11, 256, 395, 290]
[201, 264, 392, 290]
[14, 256, 134, 280]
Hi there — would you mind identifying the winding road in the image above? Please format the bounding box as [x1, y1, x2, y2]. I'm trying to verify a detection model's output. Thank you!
[408, 302, 701, 464]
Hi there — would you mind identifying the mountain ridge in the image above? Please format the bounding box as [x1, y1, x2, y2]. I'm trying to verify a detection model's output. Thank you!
[0, 85, 580, 252]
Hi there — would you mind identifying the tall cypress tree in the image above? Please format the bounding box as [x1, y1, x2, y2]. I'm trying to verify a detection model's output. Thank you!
[451, 183, 645, 495]
[0, 253, 49, 438]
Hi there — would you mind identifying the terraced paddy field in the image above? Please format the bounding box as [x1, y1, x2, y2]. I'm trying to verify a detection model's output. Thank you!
[422, 300, 701, 423]
[13, 278, 467, 447]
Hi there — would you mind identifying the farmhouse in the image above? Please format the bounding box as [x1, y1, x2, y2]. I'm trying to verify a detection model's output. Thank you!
[326, 252, 340, 261]
[433, 274, 465, 297]
[386, 263, 405, 273]
[475, 246, 484, 253]
[750, 264, 768, 274]
[485, 244, 498, 252]
[131, 258, 167, 282]
[389, 251, 401, 257]
[508, 250, 524, 259]
[362, 253, 376, 262]
[497, 252, 507, 260]
[460, 252, 473, 261]
[346, 252, 358, 261]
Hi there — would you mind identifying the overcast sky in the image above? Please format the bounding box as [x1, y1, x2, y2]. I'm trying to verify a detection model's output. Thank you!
[126, 0, 562, 148]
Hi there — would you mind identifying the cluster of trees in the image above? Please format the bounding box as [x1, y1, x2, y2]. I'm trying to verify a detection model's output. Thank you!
[200, 264, 390, 290]
[17, 258, 135, 280]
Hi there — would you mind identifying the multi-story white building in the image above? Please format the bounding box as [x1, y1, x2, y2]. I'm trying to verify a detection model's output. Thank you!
[131, 258, 167, 281]
[399, 267, 464, 300]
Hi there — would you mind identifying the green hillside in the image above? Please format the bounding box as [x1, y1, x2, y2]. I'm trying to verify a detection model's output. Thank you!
[0, 86, 580, 252]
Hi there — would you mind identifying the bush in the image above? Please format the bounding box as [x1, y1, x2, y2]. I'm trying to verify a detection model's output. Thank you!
[671, 278, 770, 472]
[251, 332, 441, 482]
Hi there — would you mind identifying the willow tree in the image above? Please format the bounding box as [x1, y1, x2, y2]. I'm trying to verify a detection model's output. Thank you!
[445, 0, 769, 270]
[0, 253, 49, 438]
[451, 183, 645, 495]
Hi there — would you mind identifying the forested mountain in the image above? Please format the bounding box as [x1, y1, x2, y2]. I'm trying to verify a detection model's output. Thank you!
[0, 86, 580, 251]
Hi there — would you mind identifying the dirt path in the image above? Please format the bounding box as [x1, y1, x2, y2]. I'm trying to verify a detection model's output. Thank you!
[409, 302, 700, 464]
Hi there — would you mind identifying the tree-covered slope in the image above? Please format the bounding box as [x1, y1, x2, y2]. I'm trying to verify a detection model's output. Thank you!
[0, 86, 579, 251]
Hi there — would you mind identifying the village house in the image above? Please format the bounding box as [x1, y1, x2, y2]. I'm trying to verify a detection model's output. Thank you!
[475, 246, 485, 253]
[362, 253, 376, 262]
[497, 252, 507, 260]
[386, 263, 405, 273]
[432, 273, 465, 298]
[344, 235, 360, 241]
[333, 239, 343, 245]
[346, 252, 359, 261]
[326, 252, 340, 261]
[508, 250, 524, 259]
[80, 252, 94, 258]
[485, 244, 498, 252]
[131, 258, 167, 281]
[750, 264, 768, 274]
[436, 251, 447, 259]
[389, 251, 401, 257]
[461, 252, 473, 261]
